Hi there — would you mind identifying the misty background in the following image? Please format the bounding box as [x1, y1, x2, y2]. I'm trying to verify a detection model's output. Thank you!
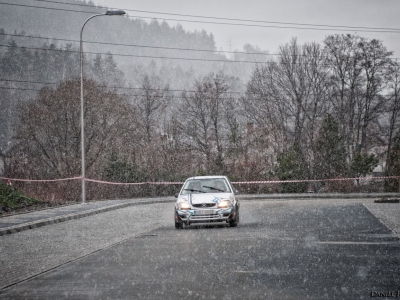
[1, 0, 400, 201]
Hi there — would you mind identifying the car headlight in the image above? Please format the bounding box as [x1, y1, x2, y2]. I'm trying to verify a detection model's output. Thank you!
[217, 200, 232, 208]
[178, 202, 191, 210]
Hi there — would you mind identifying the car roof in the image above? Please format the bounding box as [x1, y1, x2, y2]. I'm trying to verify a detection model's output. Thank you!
[186, 175, 229, 180]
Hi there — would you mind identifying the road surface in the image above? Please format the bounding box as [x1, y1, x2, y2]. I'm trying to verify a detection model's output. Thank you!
[1, 198, 399, 299]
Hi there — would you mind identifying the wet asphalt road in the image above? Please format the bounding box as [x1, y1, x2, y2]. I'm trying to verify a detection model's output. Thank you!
[1, 200, 400, 299]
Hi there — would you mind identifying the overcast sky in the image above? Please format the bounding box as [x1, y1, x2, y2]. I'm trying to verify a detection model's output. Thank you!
[93, 0, 400, 57]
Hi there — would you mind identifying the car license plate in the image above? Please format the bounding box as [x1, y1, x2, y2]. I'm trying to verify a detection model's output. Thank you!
[197, 210, 214, 215]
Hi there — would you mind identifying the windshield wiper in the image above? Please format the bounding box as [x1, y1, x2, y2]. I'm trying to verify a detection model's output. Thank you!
[183, 188, 205, 193]
[202, 185, 225, 192]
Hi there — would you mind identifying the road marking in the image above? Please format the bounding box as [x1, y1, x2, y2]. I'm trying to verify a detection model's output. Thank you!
[135, 234, 158, 238]
[316, 241, 394, 245]
[233, 271, 260, 273]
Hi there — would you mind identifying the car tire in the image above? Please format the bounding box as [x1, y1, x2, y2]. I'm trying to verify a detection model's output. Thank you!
[174, 211, 183, 229]
[229, 209, 239, 227]
[175, 221, 183, 229]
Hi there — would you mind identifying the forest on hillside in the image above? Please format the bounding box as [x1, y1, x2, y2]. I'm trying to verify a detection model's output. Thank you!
[0, 0, 265, 85]
[1, 1, 400, 201]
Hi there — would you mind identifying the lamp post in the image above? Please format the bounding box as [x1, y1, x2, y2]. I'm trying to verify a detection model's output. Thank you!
[80, 10, 126, 203]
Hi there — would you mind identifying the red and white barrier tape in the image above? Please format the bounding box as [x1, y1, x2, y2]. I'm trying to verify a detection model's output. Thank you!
[232, 176, 400, 184]
[0, 176, 184, 185]
[84, 178, 185, 185]
[1, 176, 400, 185]
[0, 176, 81, 183]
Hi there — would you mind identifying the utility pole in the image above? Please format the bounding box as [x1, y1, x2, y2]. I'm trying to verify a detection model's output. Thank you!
[227, 39, 232, 60]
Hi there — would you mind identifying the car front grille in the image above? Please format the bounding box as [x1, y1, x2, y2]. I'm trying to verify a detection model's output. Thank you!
[190, 215, 219, 220]
[192, 203, 216, 208]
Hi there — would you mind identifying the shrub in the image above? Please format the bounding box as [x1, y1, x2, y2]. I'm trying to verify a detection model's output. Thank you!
[0, 183, 41, 213]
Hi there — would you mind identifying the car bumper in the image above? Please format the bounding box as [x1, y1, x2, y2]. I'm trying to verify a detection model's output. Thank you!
[175, 208, 235, 223]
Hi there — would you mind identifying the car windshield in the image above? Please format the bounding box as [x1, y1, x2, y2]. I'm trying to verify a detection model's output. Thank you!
[181, 178, 231, 194]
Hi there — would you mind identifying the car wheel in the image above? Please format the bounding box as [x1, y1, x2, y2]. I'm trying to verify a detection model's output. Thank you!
[229, 209, 239, 227]
[175, 221, 183, 229]
[174, 211, 183, 229]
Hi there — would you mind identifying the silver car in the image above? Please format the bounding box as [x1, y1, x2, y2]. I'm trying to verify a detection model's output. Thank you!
[174, 176, 240, 228]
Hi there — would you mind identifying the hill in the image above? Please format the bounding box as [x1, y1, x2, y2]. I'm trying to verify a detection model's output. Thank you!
[0, 0, 232, 85]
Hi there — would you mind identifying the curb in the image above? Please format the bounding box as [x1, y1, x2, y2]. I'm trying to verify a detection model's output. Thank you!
[374, 198, 400, 203]
[0, 199, 175, 236]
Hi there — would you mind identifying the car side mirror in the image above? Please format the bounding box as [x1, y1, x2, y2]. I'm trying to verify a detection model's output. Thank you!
[175, 193, 179, 198]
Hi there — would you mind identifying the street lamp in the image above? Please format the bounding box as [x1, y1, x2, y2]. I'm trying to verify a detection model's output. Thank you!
[80, 10, 126, 203]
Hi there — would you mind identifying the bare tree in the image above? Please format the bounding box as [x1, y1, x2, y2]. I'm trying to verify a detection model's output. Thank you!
[131, 74, 170, 142]
[11, 79, 138, 179]
[244, 39, 331, 178]
[324, 34, 364, 162]
[324, 34, 392, 160]
[385, 60, 400, 169]
[245, 61, 289, 154]
[177, 73, 232, 173]
[357, 38, 392, 151]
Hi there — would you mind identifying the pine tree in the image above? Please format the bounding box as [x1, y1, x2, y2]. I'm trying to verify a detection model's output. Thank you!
[385, 130, 400, 191]
[314, 114, 347, 179]
[1, 40, 19, 77]
[350, 151, 378, 187]
[275, 145, 308, 193]
[103, 152, 141, 183]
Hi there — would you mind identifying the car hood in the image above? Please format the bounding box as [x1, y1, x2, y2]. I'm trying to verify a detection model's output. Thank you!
[178, 193, 233, 205]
